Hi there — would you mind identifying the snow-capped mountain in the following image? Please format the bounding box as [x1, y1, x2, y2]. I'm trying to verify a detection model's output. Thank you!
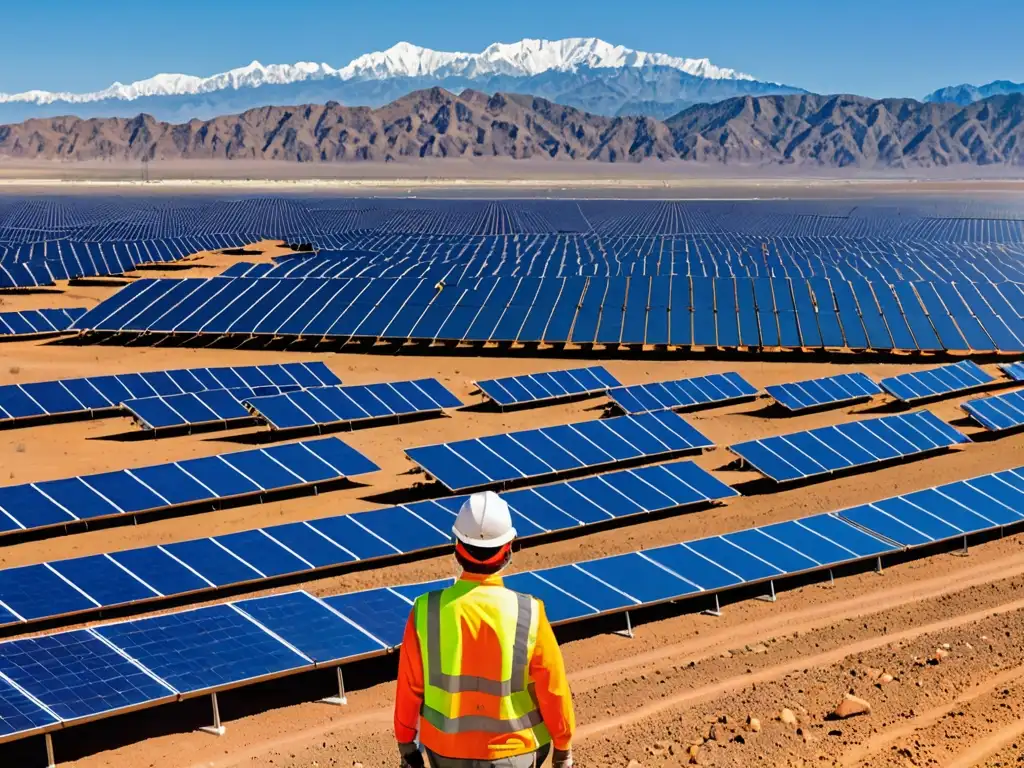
[0, 38, 801, 123]
[924, 79, 1024, 106]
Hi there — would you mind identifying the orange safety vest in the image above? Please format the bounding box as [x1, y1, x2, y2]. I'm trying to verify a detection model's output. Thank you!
[413, 579, 552, 758]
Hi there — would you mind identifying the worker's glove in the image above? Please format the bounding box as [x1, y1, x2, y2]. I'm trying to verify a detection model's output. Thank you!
[398, 742, 424, 768]
[552, 747, 574, 768]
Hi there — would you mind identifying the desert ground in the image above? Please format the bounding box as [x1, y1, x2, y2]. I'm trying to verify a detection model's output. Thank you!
[0, 242, 1022, 768]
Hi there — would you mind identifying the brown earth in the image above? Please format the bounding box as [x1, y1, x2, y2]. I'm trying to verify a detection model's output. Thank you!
[0, 246, 1023, 767]
[3, 89, 1024, 167]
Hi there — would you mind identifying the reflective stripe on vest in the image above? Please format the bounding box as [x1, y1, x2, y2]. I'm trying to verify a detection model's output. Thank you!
[415, 582, 548, 741]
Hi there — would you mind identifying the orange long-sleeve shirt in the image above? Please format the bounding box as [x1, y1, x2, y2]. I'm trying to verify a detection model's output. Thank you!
[394, 573, 575, 754]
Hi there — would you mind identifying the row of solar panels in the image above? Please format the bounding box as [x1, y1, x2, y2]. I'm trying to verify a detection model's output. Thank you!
[963, 390, 1024, 433]
[0, 460, 735, 628]
[0, 361, 339, 424]
[0, 308, 85, 338]
[0, 235, 254, 288]
[0, 437, 378, 537]
[71, 274, 1024, 352]
[5, 463, 1023, 745]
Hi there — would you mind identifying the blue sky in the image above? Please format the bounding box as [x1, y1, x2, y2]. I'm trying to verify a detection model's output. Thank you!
[3, 0, 1021, 97]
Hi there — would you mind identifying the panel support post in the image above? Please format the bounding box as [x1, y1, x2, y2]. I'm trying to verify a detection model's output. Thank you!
[953, 535, 969, 557]
[322, 667, 348, 706]
[613, 611, 634, 639]
[875, 556, 883, 574]
[45, 733, 55, 768]
[828, 568, 835, 588]
[703, 594, 722, 617]
[756, 580, 777, 603]
[200, 692, 226, 736]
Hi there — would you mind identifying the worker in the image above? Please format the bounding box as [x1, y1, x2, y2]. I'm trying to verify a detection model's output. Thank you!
[394, 491, 576, 768]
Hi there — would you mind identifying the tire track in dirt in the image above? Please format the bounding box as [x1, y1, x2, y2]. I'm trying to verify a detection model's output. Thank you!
[945, 717, 1024, 768]
[839, 665, 1024, 766]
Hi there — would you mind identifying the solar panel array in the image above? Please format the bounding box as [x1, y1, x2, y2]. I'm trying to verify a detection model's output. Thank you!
[475, 366, 621, 408]
[608, 372, 758, 415]
[0, 308, 85, 337]
[880, 360, 996, 403]
[245, 379, 462, 432]
[124, 385, 300, 431]
[962, 391, 1024, 432]
[70, 274, 1024, 354]
[0, 437, 378, 538]
[0, 460, 735, 629]
[0, 361, 338, 425]
[730, 411, 969, 483]
[406, 412, 713, 492]
[765, 372, 884, 413]
[1002, 362, 1024, 382]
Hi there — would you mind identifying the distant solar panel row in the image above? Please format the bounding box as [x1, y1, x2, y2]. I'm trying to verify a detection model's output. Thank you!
[476, 366, 621, 408]
[0, 361, 338, 424]
[0, 501, 902, 744]
[730, 410, 968, 483]
[0, 308, 85, 337]
[608, 372, 757, 415]
[0, 460, 735, 628]
[0, 437, 377, 537]
[124, 385, 301, 431]
[880, 360, 996, 403]
[406, 412, 713, 492]
[71, 275, 1024, 353]
[246, 378, 462, 431]
[766, 372, 883, 413]
[962, 390, 1024, 432]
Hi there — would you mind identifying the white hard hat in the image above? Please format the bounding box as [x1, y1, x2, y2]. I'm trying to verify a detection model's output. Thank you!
[453, 491, 516, 548]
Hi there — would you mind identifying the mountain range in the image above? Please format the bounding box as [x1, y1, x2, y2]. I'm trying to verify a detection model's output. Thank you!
[0, 38, 804, 123]
[925, 80, 1024, 106]
[2, 88, 1023, 168]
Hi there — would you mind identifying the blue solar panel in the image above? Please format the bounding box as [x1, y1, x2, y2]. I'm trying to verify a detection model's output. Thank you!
[94, 605, 309, 695]
[0, 437, 377, 538]
[0, 459, 736, 629]
[1002, 363, 1024, 383]
[0, 630, 174, 722]
[766, 372, 883, 413]
[406, 412, 712, 492]
[880, 361, 996, 403]
[124, 385, 300, 431]
[322, 589, 410, 648]
[0, 675, 59, 739]
[731, 410, 968, 483]
[232, 592, 387, 664]
[962, 390, 1024, 432]
[0, 308, 85, 338]
[475, 366, 621, 408]
[608, 372, 758, 414]
[246, 378, 462, 431]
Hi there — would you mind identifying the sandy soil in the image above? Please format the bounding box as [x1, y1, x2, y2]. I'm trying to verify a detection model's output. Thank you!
[0, 254, 1023, 768]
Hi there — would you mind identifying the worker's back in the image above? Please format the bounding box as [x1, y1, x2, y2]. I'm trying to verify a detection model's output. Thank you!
[414, 578, 550, 759]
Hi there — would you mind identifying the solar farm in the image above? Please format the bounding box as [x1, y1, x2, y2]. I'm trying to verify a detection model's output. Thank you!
[1, 194, 1024, 768]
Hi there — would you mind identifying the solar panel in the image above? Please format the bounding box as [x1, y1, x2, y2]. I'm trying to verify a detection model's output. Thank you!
[246, 378, 462, 431]
[406, 412, 713, 492]
[0, 437, 377, 538]
[0, 308, 85, 338]
[608, 372, 758, 415]
[124, 385, 301, 431]
[880, 360, 996, 403]
[475, 366, 621, 409]
[730, 410, 969, 483]
[0, 459, 735, 630]
[962, 390, 1024, 432]
[0, 362, 339, 426]
[766, 372, 883, 413]
[1001, 362, 1024, 382]
[0, 674, 60, 741]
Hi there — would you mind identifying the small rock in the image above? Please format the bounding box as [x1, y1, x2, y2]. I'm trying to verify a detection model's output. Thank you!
[627, 760, 643, 768]
[863, 667, 882, 681]
[797, 727, 815, 744]
[916, 680, 924, 687]
[832, 694, 872, 719]
[965, 643, 973, 650]
[718, 714, 732, 725]
[780, 708, 798, 726]
[687, 744, 700, 764]
[828, 729, 842, 737]
[934, 648, 950, 663]
[878, 673, 895, 685]
[748, 716, 761, 732]
[707, 724, 718, 742]
[704, 714, 718, 724]
[982, 635, 989, 641]
[733, 734, 746, 744]
[749, 643, 768, 654]
[942, 643, 951, 650]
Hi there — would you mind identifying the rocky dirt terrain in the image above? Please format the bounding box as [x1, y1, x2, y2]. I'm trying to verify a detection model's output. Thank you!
[2, 89, 1024, 167]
